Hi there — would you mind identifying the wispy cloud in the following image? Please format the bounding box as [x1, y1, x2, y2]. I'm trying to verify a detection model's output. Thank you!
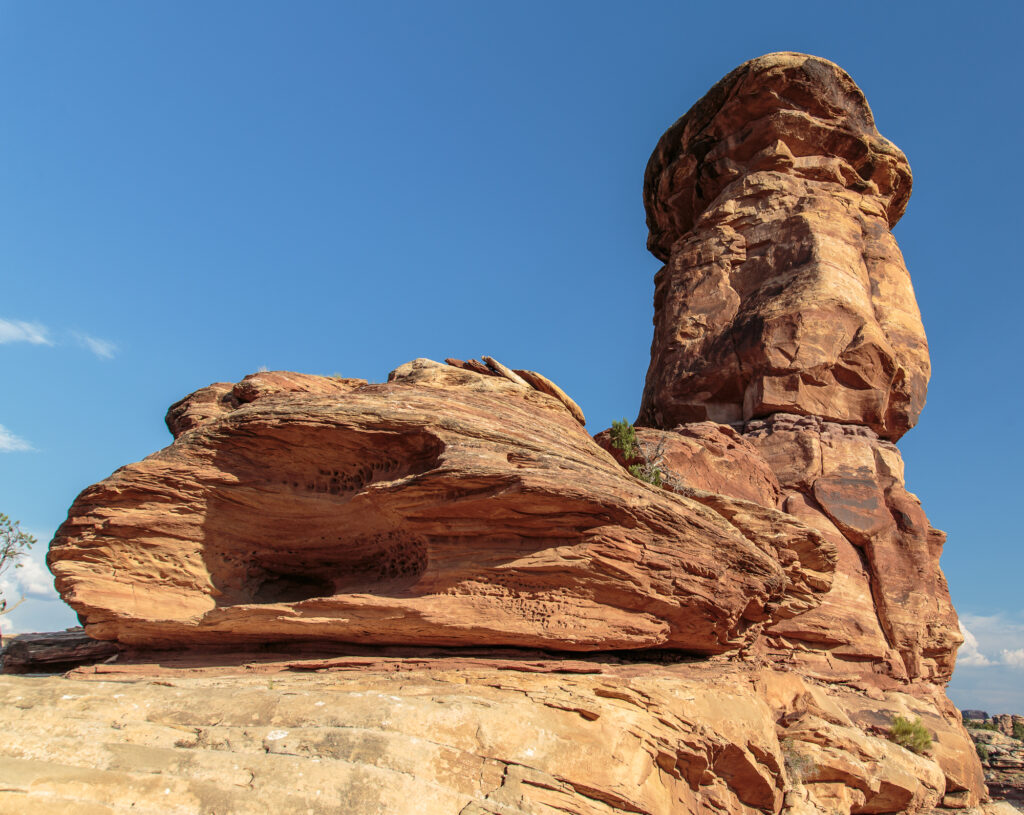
[0, 424, 33, 453]
[0, 319, 52, 345]
[957, 622, 993, 666]
[950, 612, 1024, 712]
[73, 332, 117, 360]
[956, 613, 1024, 669]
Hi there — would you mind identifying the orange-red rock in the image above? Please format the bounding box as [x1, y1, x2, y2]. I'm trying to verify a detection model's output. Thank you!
[638, 53, 929, 440]
[745, 414, 961, 684]
[595, 422, 781, 507]
[35, 51, 987, 815]
[49, 359, 834, 651]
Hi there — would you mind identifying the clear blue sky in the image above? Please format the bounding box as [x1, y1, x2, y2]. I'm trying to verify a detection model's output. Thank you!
[2, 2, 1021, 710]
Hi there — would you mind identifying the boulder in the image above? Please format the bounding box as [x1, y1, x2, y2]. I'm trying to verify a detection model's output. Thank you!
[49, 359, 834, 652]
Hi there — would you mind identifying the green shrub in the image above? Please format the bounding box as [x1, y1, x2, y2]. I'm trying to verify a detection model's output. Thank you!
[976, 743, 990, 762]
[611, 419, 665, 485]
[890, 715, 932, 755]
[968, 720, 999, 731]
[610, 418, 639, 460]
[1014, 721, 1024, 742]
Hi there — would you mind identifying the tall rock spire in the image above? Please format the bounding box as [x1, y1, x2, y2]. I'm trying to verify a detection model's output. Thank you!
[638, 52, 928, 441]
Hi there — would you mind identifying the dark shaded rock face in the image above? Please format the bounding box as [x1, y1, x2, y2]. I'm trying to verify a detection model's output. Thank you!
[638, 52, 928, 441]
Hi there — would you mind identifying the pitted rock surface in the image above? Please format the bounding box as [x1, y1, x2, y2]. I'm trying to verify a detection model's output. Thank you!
[49, 360, 834, 652]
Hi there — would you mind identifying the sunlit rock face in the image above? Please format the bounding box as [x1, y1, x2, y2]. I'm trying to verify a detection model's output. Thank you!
[38, 52, 987, 815]
[631, 51, 960, 688]
[639, 52, 928, 441]
[48, 361, 834, 652]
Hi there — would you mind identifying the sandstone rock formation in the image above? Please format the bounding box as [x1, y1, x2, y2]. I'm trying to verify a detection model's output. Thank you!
[25, 51, 987, 815]
[639, 52, 927, 440]
[49, 360, 834, 652]
[0, 655, 980, 815]
[966, 714, 1024, 809]
[617, 52, 978, 808]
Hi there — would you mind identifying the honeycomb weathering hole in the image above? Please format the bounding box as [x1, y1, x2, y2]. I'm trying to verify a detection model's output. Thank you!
[199, 424, 443, 605]
[210, 532, 431, 606]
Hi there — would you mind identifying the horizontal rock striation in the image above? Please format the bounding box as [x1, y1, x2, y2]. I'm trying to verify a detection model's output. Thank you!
[49, 360, 834, 651]
[746, 414, 961, 684]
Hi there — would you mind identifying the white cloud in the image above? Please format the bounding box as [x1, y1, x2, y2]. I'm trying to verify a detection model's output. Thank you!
[949, 612, 1024, 712]
[0, 319, 52, 345]
[957, 622, 993, 666]
[0, 424, 33, 452]
[0, 530, 78, 636]
[955, 613, 1024, 669]
[13, 558, 56, 597]
[73, 332, 117, 360]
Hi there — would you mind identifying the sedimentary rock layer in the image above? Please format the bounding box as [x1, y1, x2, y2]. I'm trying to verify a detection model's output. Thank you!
[745, 414, 961, 684]
[638, 52, 929, 439]
[48, 360, 834, 651]
[609, 415, 961, 685]
[0, 657, 982, 815]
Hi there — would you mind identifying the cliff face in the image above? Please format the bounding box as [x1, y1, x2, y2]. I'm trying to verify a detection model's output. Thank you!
[25, 52, 987, 815]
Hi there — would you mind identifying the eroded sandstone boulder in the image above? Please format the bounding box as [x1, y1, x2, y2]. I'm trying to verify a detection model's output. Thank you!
[638, 52, 929, 440]
[49, 359, 834, 651]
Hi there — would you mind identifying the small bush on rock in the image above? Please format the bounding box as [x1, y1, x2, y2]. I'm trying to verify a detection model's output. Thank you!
[976, 743, 990, 762]
[890, 715, 932, 755]
[610, 419, 639, 460]
[610, 419, 663, 486]
[1013, 721, 1024, 742]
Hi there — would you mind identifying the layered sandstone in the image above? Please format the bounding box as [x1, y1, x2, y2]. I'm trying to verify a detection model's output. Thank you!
[0, 655, 978, 815]
[746, 414, 961, 684]
[49, 360, 834, 652]
[30, 50, 987, 815]
[639, 52, 928, 440]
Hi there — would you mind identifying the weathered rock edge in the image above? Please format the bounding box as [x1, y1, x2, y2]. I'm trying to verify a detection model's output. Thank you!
[0, 659, 983, 815]
[48, 360, 835, 651]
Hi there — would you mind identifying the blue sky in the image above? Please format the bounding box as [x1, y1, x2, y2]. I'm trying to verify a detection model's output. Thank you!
[1, 2, 1021, 710]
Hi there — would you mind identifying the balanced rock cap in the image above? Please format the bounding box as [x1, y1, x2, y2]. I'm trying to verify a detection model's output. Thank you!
[644, 52, 912, 262]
